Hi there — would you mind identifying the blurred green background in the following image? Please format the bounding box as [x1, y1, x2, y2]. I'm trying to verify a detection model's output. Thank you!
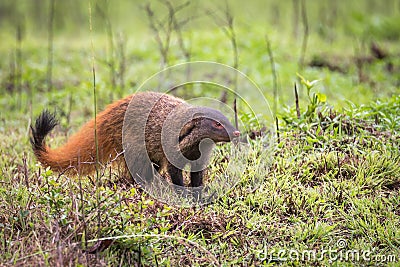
[0, 0, 399, 124]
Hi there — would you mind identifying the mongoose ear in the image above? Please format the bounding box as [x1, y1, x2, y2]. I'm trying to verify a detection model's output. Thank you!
[191, 112, 205, 126]
[179, 121, 196, 141]
[192, 112, 204, 119]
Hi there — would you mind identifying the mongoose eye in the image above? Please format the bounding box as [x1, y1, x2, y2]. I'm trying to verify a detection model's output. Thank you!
[213, 121, 224, 129]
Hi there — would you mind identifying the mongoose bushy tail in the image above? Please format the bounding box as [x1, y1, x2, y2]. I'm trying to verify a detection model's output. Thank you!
[31, 95, 132, 174]
[30, 92, 239, 186]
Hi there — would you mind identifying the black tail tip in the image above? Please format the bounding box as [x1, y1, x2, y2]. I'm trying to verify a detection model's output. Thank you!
[30, 110, 58, 152]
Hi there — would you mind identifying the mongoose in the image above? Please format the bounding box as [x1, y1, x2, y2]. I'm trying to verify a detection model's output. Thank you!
[31, 91, 240, 187]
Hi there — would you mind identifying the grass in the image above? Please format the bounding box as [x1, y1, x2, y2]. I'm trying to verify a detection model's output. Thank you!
[1, 1, 400, 266]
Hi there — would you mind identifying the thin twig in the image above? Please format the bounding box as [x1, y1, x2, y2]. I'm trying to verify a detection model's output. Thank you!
[16, 22, 23, 109]
[233, 98, 239, 130]
[23, 153, 29, 189]
[47, 0, 55, 91]
[144, 2, 173, 68]
[298, 0, 308, 70]
[88, 0, 101, 242]
[163, 0, 192, 80]
[292, 0, 300, 39]
[117, 32, 126, 93]
[275, 117, 280, 144]
[96, 1, 117, 91]
[167, 1, 191, 60]
[294, 83, 300, 119]
[67, 93, 73, 125]
[206, 2, 239, 130]
[265, 35, 278, 116]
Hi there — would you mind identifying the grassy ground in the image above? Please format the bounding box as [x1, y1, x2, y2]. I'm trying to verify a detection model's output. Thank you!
[1, 1, 400, 266]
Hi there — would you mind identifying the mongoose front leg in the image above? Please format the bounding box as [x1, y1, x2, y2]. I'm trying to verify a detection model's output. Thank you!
[133, 161, 155, 186]
[190, 170, 204, 187]
[167, 163, 184, 186]
[188, 143, 212, 187]
[190, 166, 205, 202]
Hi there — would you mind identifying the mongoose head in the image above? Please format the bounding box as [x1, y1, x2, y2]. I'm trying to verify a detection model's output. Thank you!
[179, 107, 240, 145]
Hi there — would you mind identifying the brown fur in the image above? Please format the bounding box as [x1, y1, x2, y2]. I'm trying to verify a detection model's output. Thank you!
[31, 92, 238, 186]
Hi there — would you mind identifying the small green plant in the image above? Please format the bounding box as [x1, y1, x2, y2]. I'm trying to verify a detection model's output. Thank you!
[297, 72, 326, 121]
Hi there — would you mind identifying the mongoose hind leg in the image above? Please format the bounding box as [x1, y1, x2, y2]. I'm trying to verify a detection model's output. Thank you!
[129, 161, 155, 187]
[167, 162, 184, 187]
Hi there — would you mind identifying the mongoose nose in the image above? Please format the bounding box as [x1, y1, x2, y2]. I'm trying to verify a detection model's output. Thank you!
[233, 130, 240, 137]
